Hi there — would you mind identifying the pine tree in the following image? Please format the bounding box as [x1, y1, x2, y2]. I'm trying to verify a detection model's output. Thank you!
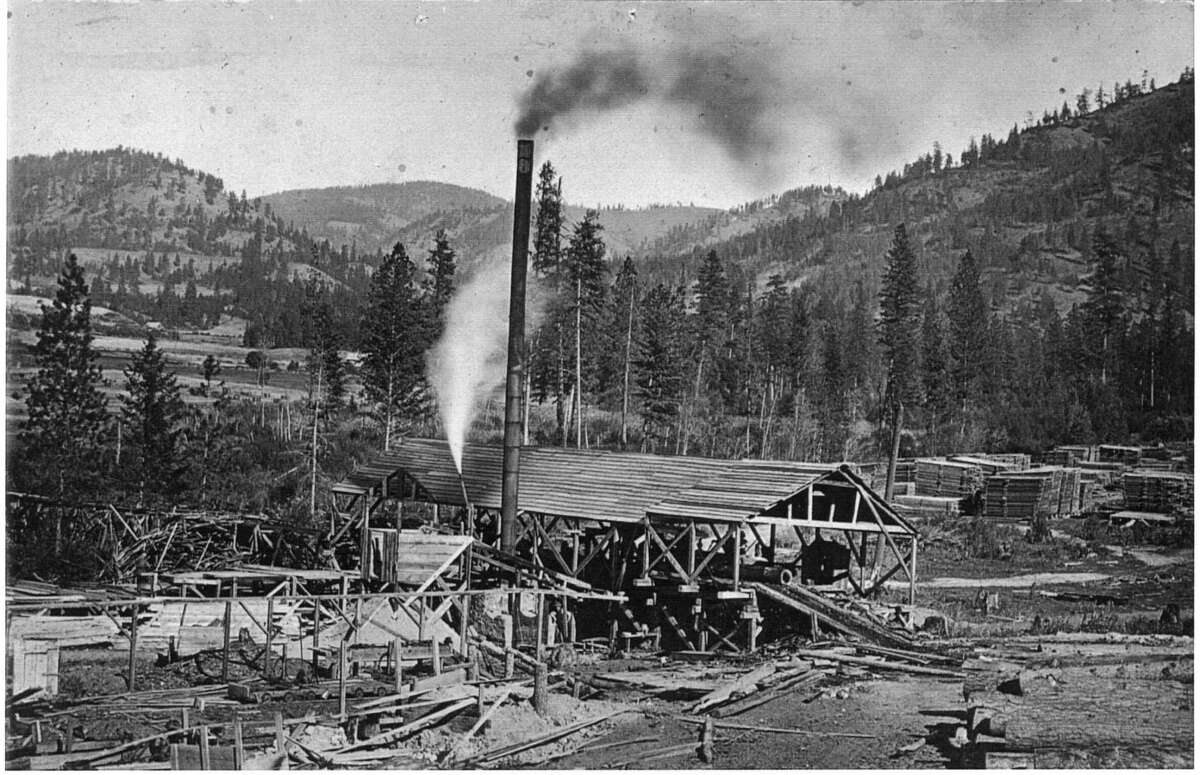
[920, 297, 953, 451]
[947, 250, 988, 406]
[424, 229, 457, 333]
[1081, 231, 1126, 386]
[565, 210, 607, 445]
[16, 253, 111, 499]
[609, 256, 640, 448]
[529, 161, 569, 440]
[361, 242, 426, 450]
[122, 332, 186, 502]
[877, 224, 922, 498]
[636, 284, 684, 452]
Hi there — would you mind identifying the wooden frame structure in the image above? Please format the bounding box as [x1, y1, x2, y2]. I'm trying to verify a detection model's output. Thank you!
[332, 439, 920, 655]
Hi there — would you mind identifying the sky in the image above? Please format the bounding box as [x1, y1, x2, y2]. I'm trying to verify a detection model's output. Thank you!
[6, 1, 1195, 209]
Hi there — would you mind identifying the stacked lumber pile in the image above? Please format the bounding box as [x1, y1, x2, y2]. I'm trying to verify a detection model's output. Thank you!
[1097, 444, 1142, 467]
[981, 468, 1083, 521]
[950, 454, 1031, 474]
[980, 477, 1047, 522]
[976, 453, 1032, 470]
[893, 494, 961, 519]
[1122, 471, 1194, 514]
[962, 634, 1193, 768]
[948, 456, 1020, 477]
[1044, 445, 1095, 466]
[1076, 461, 1124, 486]
[916, 459, 984, 498]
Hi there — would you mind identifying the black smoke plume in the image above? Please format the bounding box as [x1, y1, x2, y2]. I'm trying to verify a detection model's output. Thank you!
[515, 43, 782, 166]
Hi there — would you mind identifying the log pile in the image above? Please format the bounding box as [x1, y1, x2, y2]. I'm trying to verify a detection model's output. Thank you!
[962, 634, 1193, 768]
[916, 459, 984, 498]
[1122, 471, 1194, 514]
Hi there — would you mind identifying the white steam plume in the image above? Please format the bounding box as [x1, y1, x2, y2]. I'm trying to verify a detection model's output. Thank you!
[426, 257, 543, 474]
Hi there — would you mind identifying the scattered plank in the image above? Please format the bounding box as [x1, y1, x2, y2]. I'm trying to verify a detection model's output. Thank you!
[784, 648, 964, 678]
[677, 716, 875, 739]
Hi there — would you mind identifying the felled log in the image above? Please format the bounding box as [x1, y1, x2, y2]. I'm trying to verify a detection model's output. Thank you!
[971, 682, 1192, 749]
[785, 648, 963, 678]
[712, 670, 828, 718]
[690, 664, 776, 713]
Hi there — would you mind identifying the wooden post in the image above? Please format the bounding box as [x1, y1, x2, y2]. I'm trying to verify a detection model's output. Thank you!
[311, 597, 322, 678]
[732, 526, 742, 591]
[338, 643, 348, 718]
[431, 637, 442, 676]
[127, 605, 139, 692]
[532, 662, 549, 715]
[393, 637, 404, 694]
[476, 683, 485, 718]
[274, 712, 289, 771]
[501, 613, 514, 679]
[909, 536, 918, 606]
[700, 716, 716, 763]
[535, 593, 545, 662]
[641, 519, 651, 578]
[264, 596, 275, 679]
[198, 725, 211, 770]
[687, 522, 697, 580]
[232, 716, 245, 770]
[768, 524, 777, 564]
[180, 708, 190, 730]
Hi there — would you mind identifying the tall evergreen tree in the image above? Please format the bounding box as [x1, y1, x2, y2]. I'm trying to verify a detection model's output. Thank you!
[424, 229, 457, 333]
[529, 161, 569, 441]
[636, 283, 684, 452]
[565, 209, 607, 445]
[947, 250, 988, 405]
[877, 224, 922, 498]
[16, 253, 110, 499]
[122, 332, 186, 501]
[920, 297, 953, 451]
[361, 242, 426, 450]
[1081, 230, 1126, 386]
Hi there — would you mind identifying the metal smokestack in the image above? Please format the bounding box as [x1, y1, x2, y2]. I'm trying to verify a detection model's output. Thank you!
[501, 139, 534, 556]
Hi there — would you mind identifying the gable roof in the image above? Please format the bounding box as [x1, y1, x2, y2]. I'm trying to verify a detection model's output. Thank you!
[335, 438, 915, 534]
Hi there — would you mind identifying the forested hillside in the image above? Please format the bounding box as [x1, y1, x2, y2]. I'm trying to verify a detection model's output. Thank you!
[6, 70, 1194, 473]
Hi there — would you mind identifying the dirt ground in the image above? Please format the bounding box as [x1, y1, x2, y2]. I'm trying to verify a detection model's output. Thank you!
[548, 675, 965, 770]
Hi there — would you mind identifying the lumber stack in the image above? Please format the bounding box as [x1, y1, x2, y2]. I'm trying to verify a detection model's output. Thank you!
[892, 494, 961, 519]
[1097, 444, 1142, 467]
[1122, 472, 1194, 514]
[981, 467, 1083, 521]
[948, 456, 1019, 477]
[980, 476, 1047, 522]
[962, 634, 1194, 768]
[915, 459, 983, 498]
[976, 453, 1032, 470]
[1044, 445, 1095, 466]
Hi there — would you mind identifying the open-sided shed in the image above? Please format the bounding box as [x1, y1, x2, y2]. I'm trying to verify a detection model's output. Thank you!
[334, 439, 919, 654]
